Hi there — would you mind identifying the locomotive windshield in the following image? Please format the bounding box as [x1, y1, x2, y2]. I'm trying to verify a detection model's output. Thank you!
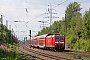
[55, 36, 64, 40]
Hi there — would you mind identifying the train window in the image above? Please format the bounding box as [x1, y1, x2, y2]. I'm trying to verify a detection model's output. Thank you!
[55, 36, 64, 40]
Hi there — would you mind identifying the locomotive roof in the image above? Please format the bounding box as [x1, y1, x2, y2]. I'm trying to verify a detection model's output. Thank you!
[32, 34, 53, 39]
[38, 34, 53, 38]
[31, 34, 63, 39]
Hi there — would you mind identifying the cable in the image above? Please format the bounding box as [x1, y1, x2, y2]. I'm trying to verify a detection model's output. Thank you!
[54, 0, 68, 8]
[18, 0, 69, 30]
[17, 13, 45, 31]
[15, 0, 69, 38]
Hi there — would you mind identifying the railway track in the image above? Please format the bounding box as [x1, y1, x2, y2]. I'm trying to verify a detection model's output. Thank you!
[18, 44, 90, 60]
[19, 44, 73, 60]
[63, 50, 90, 58]
[18, 45, 44, 60]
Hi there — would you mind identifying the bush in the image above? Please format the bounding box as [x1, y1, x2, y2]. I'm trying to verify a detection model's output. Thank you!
[80, 40, 87, 51]
[67, 36, 78, 49]
[86, 40, 90, 52]
[70, 36, 77, 44]
[0, 48, 5, 58]
[0, 46, 29, 60]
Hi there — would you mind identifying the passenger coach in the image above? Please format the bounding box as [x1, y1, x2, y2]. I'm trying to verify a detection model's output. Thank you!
[30, 34, 65, 51]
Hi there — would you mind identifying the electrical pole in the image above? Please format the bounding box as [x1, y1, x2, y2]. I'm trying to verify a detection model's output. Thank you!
[29, 30, 31, 45]
[6, 20, 8, 29]
[44, 5, 59, 33]
[24, 37, 25, 44]
[6, 20, 8, 44]
[9, 25, 11, 30]
[26, 37, 27, 44]
[12, 28, 14, 45]
[29, 30, 31, 39]
[48, 4, 52, 26]
[65, 14, 67, 33]
[44, 5, 59, 27]
[1, 15, 3, 24]
[0, 15, 3, 43]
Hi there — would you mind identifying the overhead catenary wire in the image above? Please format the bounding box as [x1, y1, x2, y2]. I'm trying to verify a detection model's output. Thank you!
[17, 13, 45, 31]
[54, 0, 68, 8]
[13, 0, 69, 40]
[16, 0, 69, 27]
[17, 0, 69, 31]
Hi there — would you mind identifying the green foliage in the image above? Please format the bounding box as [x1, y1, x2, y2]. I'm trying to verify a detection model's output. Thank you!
[86, 40, 90, 52]
[65, 2, 82, 34]
[68, 36, 78, 49]
[80, 40, 87, 51]
[70, 36, 77, 44]
[83, 9, 90, 39]
[37, 1, 90, 51]
[0, 48, 5, 57]
[38, 20, 65, 36]
[0, 47, 29, 60]
[0, 24, 18, 44]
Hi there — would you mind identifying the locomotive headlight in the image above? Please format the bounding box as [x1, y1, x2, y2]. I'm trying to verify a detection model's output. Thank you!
[55, 42, 58, 43]
[62, 43, 64, 46]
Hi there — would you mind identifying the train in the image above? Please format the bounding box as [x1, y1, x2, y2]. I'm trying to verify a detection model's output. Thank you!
[30, 34, 65, 51]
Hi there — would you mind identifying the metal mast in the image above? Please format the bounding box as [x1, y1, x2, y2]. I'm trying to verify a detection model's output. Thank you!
[44, 5, 59, 27]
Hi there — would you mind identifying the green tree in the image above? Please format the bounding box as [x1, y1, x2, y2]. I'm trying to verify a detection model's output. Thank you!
[65, 2, 82, 33]
[83, 9, 90, 39]
[52, 21, 60, 33]
[0, 24, 18, 44]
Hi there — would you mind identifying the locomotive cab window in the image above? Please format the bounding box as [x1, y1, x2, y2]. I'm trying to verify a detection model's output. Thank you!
[55, 36, 64, 40]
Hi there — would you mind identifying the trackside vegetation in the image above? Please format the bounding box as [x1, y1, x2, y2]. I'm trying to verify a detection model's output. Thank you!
[0, 24, 29, 60]
[38, 2, 90, 51]
[0, 46, 29, 60]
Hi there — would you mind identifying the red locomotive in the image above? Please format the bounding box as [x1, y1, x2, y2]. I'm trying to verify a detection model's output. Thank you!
[30, 34, 65, 51]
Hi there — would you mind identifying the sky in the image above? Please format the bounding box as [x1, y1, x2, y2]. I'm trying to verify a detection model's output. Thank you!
[0, 0, 90, 41]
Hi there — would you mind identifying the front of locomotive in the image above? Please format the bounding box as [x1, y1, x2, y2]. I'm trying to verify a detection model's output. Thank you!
[54, 34, 65, 50]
